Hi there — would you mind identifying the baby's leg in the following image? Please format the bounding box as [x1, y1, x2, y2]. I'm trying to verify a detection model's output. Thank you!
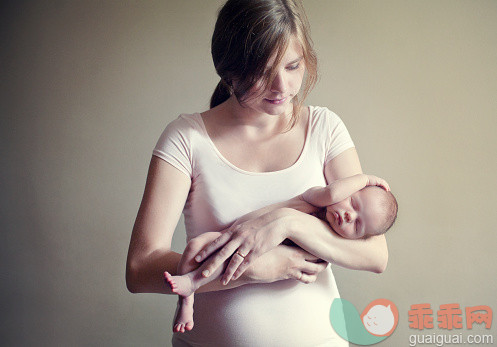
[165, 231, 222, 296]
[164, 232, 221, 333]
[167, 261, 226, 333]
[165, 258, 225, 297]
[172, 295, 194, 333]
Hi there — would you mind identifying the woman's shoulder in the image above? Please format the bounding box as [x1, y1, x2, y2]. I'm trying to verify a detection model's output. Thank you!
[307, 105, 355, 159]
[155, 113, 205, 150]
[156, 112, 205, 141]
[164, 112, 202, 131]
[308, 105, 346, 129]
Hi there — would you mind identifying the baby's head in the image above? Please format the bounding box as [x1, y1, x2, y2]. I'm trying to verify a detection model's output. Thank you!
[325, 186, 398, 239]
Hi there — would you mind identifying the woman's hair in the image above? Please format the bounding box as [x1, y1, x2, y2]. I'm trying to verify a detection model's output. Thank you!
[210, 0, 318, 128]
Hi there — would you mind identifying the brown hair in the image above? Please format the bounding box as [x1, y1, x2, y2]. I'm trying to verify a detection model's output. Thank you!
[210, 0, 318, 129]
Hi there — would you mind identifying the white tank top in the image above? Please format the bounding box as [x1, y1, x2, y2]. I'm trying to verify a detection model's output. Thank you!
[153, 106, 353, 346]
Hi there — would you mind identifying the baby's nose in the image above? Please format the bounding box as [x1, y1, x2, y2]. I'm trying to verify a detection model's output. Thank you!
[344, 211, 356, 223]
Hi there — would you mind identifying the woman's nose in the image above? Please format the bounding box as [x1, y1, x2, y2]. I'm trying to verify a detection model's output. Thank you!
[270, 71, 287, 93]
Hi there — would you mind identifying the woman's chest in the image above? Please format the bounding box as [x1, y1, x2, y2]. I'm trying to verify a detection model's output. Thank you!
[215, 135, 305, 173]
[186, 159, 326, 237]
[201, 110, 309, 173]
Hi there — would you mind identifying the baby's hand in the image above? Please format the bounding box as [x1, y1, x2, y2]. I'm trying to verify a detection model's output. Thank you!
[366, 175, 390, 191]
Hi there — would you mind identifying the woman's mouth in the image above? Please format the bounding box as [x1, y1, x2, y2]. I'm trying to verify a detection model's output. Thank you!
[265, 97, 287, 104]
[334, 212, 342, 226]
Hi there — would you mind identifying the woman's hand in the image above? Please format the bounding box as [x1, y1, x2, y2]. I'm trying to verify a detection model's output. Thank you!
[194, 208, 295, 285]
[242, 244, 328, 284]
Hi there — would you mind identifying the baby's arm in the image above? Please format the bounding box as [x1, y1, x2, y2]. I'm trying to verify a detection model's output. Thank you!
[301, 174, 390, 207]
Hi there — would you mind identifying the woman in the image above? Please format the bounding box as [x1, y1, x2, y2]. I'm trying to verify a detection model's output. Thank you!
[126, 0, 388, 346]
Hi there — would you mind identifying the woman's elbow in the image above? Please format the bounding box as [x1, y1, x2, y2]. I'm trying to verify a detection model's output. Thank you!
[125, 259, 143, 294]
[372, 253, 388, 273]
[125, 268, 138, 294]
[369, 234, 388, 273]
[371, 246, 388, 273]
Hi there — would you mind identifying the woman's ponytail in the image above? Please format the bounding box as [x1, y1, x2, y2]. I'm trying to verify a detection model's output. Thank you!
[210, 80, 232, 109]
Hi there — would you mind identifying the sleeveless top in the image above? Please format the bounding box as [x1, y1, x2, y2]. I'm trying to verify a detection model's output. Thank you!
[153, 106, 353, 346]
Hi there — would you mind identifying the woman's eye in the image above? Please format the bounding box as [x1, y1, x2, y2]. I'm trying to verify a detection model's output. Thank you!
[287, 63, 300, 71]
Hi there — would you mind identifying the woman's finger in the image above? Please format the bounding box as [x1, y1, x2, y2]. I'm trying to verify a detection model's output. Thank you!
[302, 252, 321, 263]
[195, 232, 232, 262]
[229, 254, 254, 282]
[290, 269, 303, 281]
[200, 241, 240, 277]
[221, 251, 247, 284]
[299, 273, 317, 284]
[301, 260, 328, 275]
[294, 247, 323, 263]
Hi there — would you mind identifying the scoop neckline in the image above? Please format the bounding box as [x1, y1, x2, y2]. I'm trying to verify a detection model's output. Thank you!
[195, 106, 312, 176]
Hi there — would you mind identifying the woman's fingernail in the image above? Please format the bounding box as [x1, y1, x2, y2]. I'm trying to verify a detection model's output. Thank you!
[222, 278, 227, 285]
[195, 255, 202, 262]
[202, 270, 210, 277]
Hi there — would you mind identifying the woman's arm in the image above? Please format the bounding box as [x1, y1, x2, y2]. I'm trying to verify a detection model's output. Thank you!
[282, 208, 388, 273]
[126, 156, 326, 294]
[320, 147, 388, 272]
[285, 148, 388, 273]
[126, 156, 191, 293]
[126, 157, 256, 293]
[196, 244, 327, 292]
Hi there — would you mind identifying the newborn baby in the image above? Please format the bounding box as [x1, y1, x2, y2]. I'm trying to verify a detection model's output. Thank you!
[301, 174, 397, 239]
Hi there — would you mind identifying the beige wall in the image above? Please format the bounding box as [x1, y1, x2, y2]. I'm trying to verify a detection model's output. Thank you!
[2, 1, 496, 345]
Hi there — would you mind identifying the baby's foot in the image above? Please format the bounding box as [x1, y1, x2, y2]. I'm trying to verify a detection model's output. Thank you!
[173, 295, 194, 333]
[164, 271, 196, 297]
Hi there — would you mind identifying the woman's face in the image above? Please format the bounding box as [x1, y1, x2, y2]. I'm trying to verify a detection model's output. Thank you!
[240, 36, 306, 116]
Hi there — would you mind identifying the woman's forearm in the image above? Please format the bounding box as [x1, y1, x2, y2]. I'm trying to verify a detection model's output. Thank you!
[197, 244, 327, 291]
[127, 244, 315, 294]
[126, 249, 183, 294]
[126, 248, 254, 294]
[283, 208, 388, 273]
[197, 242, 327, 292]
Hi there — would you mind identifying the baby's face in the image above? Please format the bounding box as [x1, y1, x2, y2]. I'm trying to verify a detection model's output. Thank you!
[325, 188, 385, 239]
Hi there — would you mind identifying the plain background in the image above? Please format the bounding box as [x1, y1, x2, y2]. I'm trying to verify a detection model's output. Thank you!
[1, 1, 496, 345]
